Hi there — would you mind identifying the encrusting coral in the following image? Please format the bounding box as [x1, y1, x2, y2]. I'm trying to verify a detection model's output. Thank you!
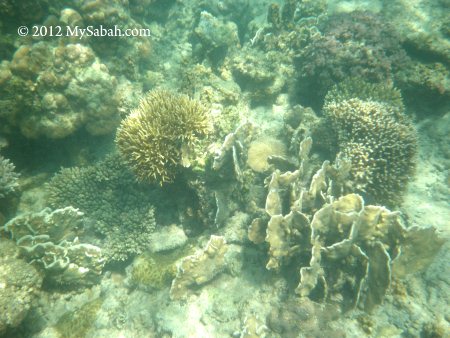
[116, 89, 210, 184]
[323, 80, 418, 207]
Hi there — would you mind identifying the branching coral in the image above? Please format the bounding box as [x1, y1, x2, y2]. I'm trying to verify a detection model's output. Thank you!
[46, 154, 158, 262]
[0, 155, 19, 198]
[116, 89, 209, 184]
[323, 96, 417, 207]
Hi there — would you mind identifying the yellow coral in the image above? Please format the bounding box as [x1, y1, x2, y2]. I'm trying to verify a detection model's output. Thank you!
[115, 90, 209, 184]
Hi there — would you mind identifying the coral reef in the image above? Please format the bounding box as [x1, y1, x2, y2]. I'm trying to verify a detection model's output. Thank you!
[323, 86, 418, 206]
[294, 11, 409, 108]
[0, 239, 43, 336]
[226, 45, 294, 104]
[116, 89, 210, 184]
[0, 41, 128, 139]
[46, 154, 158, 262]
[170, 235, 228, 300]
[0, 155, 19, 198]
[2, 207, 105, 286]
[0, 0, 448, 336]
[194, 11, 240, 65]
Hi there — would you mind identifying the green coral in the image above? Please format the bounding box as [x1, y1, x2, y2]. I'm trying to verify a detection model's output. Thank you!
[323, 85, 418, 206]
[46, 154, 157, 262]
[115, 89, 209, 184]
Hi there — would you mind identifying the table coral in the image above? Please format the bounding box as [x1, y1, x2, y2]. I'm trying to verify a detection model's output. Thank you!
[116, 89, 210, 184]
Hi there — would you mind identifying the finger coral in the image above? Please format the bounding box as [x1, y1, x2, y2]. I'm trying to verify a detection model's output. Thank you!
[115, 89, 209, 184]
[324, 85, 418, 206]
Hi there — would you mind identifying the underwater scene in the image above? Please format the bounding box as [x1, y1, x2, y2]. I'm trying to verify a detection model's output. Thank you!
[0, 0, 449, 337]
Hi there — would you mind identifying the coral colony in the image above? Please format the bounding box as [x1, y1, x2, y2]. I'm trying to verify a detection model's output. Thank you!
[0, 0, 448, 336]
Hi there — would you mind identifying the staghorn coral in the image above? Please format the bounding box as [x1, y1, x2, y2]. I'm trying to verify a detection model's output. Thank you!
[46, 154, 158, 262]
[0, 155, 19, 198]
[323, 97, 417, 207]
[116, 89, 210, 184]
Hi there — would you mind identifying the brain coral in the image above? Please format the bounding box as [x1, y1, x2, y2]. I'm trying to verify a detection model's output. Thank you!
[323, 97, 417, 206]
[115, 89, 209, 184]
